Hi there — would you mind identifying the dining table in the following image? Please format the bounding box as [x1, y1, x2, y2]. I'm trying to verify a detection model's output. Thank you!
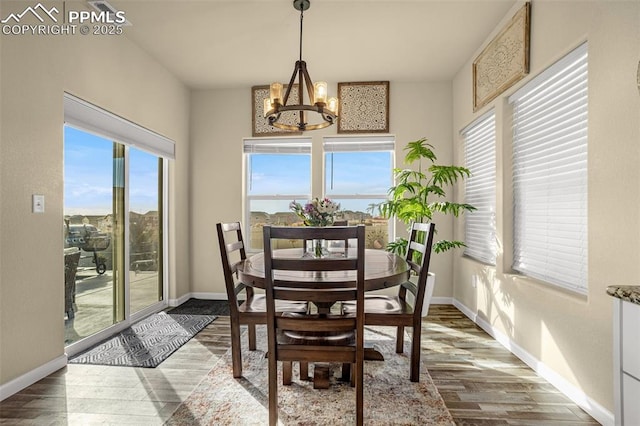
[237, 247, 411, 363]
[238, 247, 410, 293]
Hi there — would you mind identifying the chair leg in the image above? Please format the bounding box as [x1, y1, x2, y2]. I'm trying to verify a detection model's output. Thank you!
[356, 360, 363, 425]
[410, 324, 421, 382]
[341, 363, 351, 383]
[268, 347, 278, 426]
[248, 324, 257, 350]
[396, 325, 405, 353]
[283, 361, 293, 385]
[300, 362, 310, 380]
[230, 321, 243, 378]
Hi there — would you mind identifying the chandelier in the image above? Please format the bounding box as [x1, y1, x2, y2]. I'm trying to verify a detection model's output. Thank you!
[263, 0, 338, 132]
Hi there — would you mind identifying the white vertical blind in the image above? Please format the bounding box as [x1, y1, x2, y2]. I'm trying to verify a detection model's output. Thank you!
[509, 42, 588, 293]
[462, 111, 496, 265]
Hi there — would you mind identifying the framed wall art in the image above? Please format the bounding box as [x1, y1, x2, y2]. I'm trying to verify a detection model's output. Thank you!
[251, 85, 301, 137]
[473, 2, 530, 112]
[337, 81, 389, 134]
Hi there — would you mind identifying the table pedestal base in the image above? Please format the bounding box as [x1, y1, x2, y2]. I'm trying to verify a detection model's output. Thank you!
[364, 345, 385, 361]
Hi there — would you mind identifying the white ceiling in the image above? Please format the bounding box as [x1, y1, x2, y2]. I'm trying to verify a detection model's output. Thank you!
[110, 0, 517, 89]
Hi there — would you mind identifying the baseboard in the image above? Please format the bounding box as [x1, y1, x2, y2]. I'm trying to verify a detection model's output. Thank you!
[168, 292, 228, 307]
[452, 299, 614, 426]
[430, 296, 454, 305]
[0, 355, 67, 401]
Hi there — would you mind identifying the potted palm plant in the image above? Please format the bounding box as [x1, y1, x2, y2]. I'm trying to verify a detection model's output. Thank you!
[380, 137, 475, 255]
[379, 137, 475, 315]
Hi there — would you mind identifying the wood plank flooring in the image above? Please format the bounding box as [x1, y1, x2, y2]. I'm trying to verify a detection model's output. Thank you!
[0, 305, 600, 425]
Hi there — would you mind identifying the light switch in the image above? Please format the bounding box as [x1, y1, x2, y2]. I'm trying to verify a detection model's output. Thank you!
[32, 194, 45, 213]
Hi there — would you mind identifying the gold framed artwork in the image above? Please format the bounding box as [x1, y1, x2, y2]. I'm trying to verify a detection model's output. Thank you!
[251, 85, 301, 137]
[337, 81, 390, 134]
[473, 2, 530, 112]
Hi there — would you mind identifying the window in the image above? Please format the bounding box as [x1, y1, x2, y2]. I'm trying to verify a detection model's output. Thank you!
[323, 136, 395, 249]
[244, 137, 312, 250]
[509, 42, 588, 293]
[462, 111, 497, 265]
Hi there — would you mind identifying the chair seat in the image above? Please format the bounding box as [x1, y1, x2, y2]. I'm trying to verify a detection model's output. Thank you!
[342, 294, 414, 315]
[239, 295, 308, 314]
[277, 312, 356, 346]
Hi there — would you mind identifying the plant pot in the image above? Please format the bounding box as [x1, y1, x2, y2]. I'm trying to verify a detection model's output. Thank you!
[422, 272, 436, 317]
[406, 272, 436, 317]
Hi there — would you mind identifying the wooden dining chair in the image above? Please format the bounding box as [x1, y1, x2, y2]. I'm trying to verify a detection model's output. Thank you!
[216, 222, 308, 378]
[263, 225, 366, 426]
[343, 221, 435, 382]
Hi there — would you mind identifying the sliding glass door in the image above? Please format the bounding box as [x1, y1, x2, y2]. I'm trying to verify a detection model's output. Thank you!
[63, 127, 120, 344]
[129, 148, 163, 315]
[64, 126, 166, 347]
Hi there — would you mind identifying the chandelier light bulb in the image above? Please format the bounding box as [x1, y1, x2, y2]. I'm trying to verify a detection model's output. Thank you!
[263, 98, 273, 117]
[314, 81, 327, 104]
[327, 97, 339, 115]
[270, 82, 283, 105]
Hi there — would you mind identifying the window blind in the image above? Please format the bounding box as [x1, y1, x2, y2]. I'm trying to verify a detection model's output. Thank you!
[243, 137, 311, 154]
[462, 110, 496, 265]
[63, 93, 175, 160]
[509, 42, 588, 293]
[323, 135, 395, 152]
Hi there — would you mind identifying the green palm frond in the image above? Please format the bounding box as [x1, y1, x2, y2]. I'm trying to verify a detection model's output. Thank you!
[430, 201, 477, 217]
[433, 240, 467, 254]
[404, 138, 437, 164]
[429, 165, 472, 186]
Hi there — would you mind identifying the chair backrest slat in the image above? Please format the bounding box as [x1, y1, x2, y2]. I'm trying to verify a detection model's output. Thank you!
[404, 222, 435, 312]
[216, 222, 250, 314]
[271, 257, 358, 273]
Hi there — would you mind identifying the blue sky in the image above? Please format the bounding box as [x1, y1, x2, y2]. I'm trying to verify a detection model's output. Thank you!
[65, 126, 392, 216]
[64, 126, 159, 216]
[248, 151, 392, 214]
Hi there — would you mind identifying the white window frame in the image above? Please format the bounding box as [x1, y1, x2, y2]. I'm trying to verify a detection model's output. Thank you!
[508, 42, 588, 294]
[323, 135, 395, 243]
[243, 137, 312, 251]
[462, 110, 497, 265]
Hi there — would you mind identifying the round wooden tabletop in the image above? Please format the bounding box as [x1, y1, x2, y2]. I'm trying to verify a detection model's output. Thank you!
[238, 248, 410, 292]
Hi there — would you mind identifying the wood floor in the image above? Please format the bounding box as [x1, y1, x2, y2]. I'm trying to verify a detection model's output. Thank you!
[0, 305, 600, 425]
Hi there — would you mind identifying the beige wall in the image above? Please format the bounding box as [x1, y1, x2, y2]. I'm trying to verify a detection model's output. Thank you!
[189, 82, 458, 299]
[0, 20, 190, 383]
[452, 0, 640, 414]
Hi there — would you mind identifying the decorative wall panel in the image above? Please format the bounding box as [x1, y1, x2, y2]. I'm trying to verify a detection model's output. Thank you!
[337, 81, 389, 134]
[473, 2, 530, 112]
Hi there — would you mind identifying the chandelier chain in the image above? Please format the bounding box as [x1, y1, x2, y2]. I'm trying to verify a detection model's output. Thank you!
[299, 7, 303, 63]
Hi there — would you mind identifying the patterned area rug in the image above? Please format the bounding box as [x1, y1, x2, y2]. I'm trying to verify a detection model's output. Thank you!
[166, 298, 233, 316]
[69, 312, 216, 368]
[167, 325, 454, 425]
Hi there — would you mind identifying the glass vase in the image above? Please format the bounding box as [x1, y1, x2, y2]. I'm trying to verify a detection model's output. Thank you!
[306, 238, 328, 258]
